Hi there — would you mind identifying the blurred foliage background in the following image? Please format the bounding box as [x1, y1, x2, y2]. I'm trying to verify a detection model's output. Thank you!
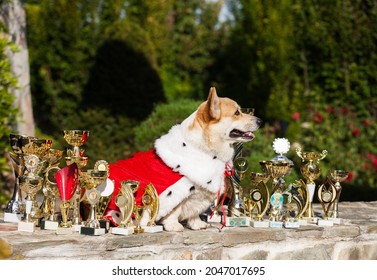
[1, 0, 377, 205]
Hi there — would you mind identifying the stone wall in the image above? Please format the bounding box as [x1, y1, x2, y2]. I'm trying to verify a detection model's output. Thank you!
[1, 201, 377, 260]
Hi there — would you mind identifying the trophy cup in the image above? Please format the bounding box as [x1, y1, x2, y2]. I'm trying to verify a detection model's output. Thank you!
[296, 148, 328, 223]
[110, 180, 136, 235]
[328, 170, 349, 224]
[316, 178, 337, 226]
[225, 143, 249, 227]
[80, 168, 108, 235]
[17, 155, 44, 232]
[141, 183, 163, 233]
[247, 172, 270, 228]
[133, 205, 145, 234]
[55, 163, 79, 234]
[64, 130, 89, 229]
[282, 180, 308, 228]
[4, 134, 34, 223]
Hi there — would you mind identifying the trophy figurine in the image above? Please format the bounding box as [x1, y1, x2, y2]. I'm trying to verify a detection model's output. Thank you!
[328, 170, 349, 224]
[247, 172, 270, 228]
[80, 168, 108, 235]
[282, 180, 308, 228]
[316, 178, 337, 226]
[141, 183, 163, 233]
[133, 205, 145, 234]
[55, 163, 79, 234]
[17, 155, 44, 232]
[110, 180, 136, 235]
[296, 148, 328, 223]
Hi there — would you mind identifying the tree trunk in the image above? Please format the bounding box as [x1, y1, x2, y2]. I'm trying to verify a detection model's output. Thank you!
[0, 0, 35, 136]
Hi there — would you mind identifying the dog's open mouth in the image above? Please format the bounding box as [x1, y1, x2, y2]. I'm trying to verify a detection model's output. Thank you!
[229, 129, 255, 140]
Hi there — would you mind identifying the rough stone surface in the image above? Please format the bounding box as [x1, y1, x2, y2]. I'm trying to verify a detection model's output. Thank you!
[1, 202, 377, 260]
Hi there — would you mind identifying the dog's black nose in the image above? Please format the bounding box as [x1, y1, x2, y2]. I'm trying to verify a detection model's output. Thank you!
[256, 118, 263, 127]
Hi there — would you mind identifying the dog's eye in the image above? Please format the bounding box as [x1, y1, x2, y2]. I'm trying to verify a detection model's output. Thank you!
[235, 110, 241, 116]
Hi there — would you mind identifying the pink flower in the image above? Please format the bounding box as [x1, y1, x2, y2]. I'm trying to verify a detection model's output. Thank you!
[292, 112, 300, 121]
[352, 129, 360, 136]
[314, 113, 324, 123]
[345, 172, 354, 182]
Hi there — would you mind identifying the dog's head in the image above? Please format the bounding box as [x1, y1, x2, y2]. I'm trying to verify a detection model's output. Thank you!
[188, 87, 262, 156]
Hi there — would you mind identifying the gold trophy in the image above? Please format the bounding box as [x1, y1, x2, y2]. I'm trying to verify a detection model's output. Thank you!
[328, 170, 349, 224]
[296, 147, 328, 223]
[17, 155, 44, 232]
[133, 205, 145, 234]
[247, 172, 270, 227]
[141, 183, 163, 233]
[63, 130, 89, 229]
[282, 180, 309, 227]
[55, 163, 79, 234]
[110, 180, 136, 235]
[4, 134, 34, 223]
[316, 177, 337, 226]
[80, 168, 108, 235]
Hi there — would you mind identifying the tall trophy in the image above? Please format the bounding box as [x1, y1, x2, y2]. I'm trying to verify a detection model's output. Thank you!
[141, 183, 163, 233]
[247, 172, 270, 227]
[4, 134, 34, 222]
[17, 155, 44, 232]
[55, 163, 79, 234]
[296, 147, 328, 223]
[110, 180, 136, 235]
[316, 177, 337, 226]
[80, 167, 108, 236]
[328, 170, 349, 224]
[64, 130, 89, 229]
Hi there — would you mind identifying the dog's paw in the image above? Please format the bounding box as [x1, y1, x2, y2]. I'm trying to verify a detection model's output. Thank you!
[163, 222, 184, 232]
[187, 218, 209, 230]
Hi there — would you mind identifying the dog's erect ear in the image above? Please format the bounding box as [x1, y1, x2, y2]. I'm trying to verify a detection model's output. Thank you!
[207, 87, 221, 120]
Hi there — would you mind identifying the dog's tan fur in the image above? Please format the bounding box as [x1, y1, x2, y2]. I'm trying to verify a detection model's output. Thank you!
[159, 87, 262, 231]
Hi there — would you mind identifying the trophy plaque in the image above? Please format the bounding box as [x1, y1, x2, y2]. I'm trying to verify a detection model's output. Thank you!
[55, 163, 79, 235]
[141, 183, 163, 233]
[248, 172, 270, 228]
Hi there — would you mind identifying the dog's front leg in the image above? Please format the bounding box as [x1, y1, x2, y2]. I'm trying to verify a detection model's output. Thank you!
[160, 205, 185, 232]
[186, 216, 209, 230]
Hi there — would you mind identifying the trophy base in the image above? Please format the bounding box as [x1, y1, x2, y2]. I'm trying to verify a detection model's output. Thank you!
[284, 221, 300, 228]
[110, 227, 134, 235]
[56, 227, 73, 235]
[80, 227, 106, 236]
[72, 224, 83, 232]
[317, 219, 334, 227]
[328, 217, 342, 224]
[298, 219, 308, 226]
[224, 217, 249, 227]
[207, 214, 222, 223]
[250, 220, 270, 228]
[18, 221, 35, 232]
[304, 217, 319, 224]
[143, 225, 163, 233]
[40, 220, 59, 231]
[99, 220, 111, 233]
[269, 221, 283, 228]
[4, 212, 23, 223]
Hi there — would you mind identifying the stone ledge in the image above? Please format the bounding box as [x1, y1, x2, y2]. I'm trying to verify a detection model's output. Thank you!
[1, 201, 377, 260]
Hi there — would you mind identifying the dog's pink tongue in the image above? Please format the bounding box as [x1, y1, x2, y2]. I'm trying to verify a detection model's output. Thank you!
[244, 131, 255, 138]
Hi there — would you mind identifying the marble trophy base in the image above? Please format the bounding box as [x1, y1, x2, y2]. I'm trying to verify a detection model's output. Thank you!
[328, 217, 342, 224]
[80, 226, 106, 236]
[40, 220, 59, 230]
[72, 224, 83, 232]
[18, 221, 35, 232]
[4, 212, 23, 223]
[250, 220, 270, 228]
[143, 225, 163, 233]
[110, 227, 134, 235]
[303, 217, 319, 224]
[99, 220, 111, 233]
[298, 219, 308, 226]
[207, 214, 222, 223]
[269, 221, 283, 228]
[317, 219, 334, 227]
[56, 226, 73, 235]
[224, 216, 249, 227]
[284, 221, 300, 228]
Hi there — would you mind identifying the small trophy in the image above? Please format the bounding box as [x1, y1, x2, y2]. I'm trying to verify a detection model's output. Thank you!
[17, 155, 44, 232]
[282, 180, 308, 228]
[268, 190, 284, 228]
[296, 148, 328, 223]
[55, 163, 79, 234]
[247, 172, 270, 228]
[328, 170, 349, 224]
[317, 178, 337, 227]
[80, 168, 108, 236]
[141, 183, 163, 233]
[110, 180, 135, 235]
[133, 205, 145, 234]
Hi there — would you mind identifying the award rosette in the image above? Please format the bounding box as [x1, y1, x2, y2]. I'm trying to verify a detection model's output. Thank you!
[55, 163, 79, 234]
